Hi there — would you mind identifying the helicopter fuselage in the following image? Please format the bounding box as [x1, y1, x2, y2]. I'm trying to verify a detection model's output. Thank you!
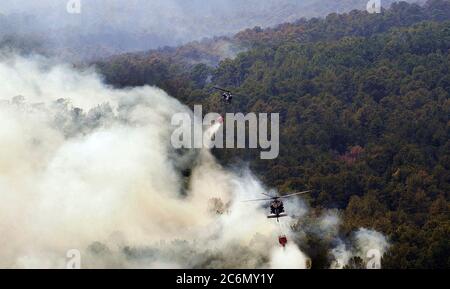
[268, 199, 287, 221]
[243, 190, 310, 222]
[222, 92, 233, 103]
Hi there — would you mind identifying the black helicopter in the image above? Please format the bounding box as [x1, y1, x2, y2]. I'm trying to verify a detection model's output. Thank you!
[212, 87, 245, 104]
[243, 191, 311, 222]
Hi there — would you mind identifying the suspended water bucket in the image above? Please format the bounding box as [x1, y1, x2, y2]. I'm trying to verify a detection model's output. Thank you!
[278, 235, 288, 247]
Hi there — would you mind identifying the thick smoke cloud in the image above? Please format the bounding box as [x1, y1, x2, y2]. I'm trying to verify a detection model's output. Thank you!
[0, 54, 293, 268]
[0, 55, 388, 268]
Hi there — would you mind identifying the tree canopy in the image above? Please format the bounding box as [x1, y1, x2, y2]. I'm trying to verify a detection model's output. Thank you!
[95, 0, 450, 268]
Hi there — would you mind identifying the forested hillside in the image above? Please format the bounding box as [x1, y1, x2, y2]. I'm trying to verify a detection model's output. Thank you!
[0, 0, 423, 61]
[95, 0, 450, 268]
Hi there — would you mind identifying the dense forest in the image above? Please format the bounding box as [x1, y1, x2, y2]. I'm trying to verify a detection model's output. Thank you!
[95, 0, 450, 268]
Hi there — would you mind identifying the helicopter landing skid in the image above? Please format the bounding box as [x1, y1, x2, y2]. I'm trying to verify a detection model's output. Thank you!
[267, 213, 287, 219]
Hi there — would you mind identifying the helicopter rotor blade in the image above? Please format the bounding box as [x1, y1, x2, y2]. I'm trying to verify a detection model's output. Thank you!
[261, 192, 277, 198]
[212, 86, 230, 93]
[241, 197, 274, 202]
[278, 190, 311, 199]
[242, 191, 310, 202]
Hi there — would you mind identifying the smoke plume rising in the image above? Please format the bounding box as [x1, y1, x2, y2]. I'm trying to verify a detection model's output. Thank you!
[0, 54, 388, 268]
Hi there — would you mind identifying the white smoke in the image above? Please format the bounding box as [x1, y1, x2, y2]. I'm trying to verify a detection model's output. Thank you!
[270, 243, 309, 269]
[330, 228, 390, 269]
[0, 54, 312, 268]
[0, 54, 389, 269]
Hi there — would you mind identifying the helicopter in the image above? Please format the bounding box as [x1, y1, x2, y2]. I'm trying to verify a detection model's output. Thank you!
[212, 87, 245, 104]
[243, 190, 311, 222]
